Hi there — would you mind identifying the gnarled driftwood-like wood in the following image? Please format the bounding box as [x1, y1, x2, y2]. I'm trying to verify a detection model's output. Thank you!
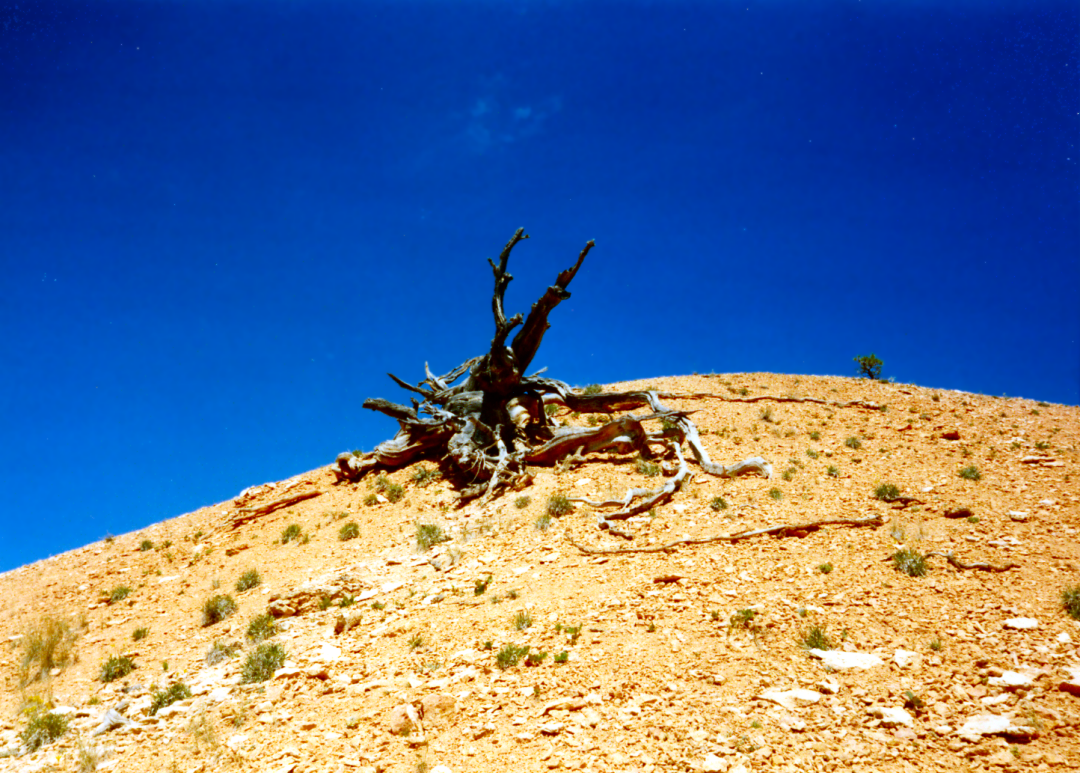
[334, 229, 772, 536]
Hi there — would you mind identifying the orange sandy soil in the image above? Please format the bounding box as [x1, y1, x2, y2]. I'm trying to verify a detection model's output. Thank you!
[1, 373, 1078, 773]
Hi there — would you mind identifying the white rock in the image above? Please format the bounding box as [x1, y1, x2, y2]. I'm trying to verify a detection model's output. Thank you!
[316, 643, 342, 663]
[703, 753, 726, 772]
[208, 687, 232, 703]
[869, 707, 914, 727]
[758, 688, 821, 711]
[430, 766, 453, 773]
[893, 649, 920, 668]
[956, 713, 1013, 738]
[226, 733, 249, 751]
[809, 649, 884, 670]
[1056, 632, 1072, 644]
[1003, 618, 1039, 630]
[778, 714, 807, 732]
[574, 478, 593, 488]
[539, 721, 564, 735]
[988, 671, 1035, 689]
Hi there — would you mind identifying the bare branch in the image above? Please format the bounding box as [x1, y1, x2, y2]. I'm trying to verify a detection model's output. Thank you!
[512, 239, 594, 372]
[566, 514, 884, 555]
[925, 551, 1019, 573]
[231, 490, 324, 528]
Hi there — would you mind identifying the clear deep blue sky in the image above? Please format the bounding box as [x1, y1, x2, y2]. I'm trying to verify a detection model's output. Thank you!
[1, 0, 1077, 571]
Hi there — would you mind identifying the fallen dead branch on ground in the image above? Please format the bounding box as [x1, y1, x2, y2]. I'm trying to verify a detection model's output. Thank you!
[566, 514, 884, 555]
[925, 551, 1019, 573]
[663, 391, 883, 411]
[230, 490, 323, 528]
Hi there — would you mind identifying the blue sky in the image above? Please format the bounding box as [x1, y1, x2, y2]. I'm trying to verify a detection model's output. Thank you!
[1, 0, 1077, 571]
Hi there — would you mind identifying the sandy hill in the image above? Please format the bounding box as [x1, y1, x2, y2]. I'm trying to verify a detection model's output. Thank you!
[1, 373, 1078, 773]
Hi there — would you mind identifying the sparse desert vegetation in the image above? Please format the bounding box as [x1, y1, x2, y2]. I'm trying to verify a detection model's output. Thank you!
[0, 372, 1075, 772]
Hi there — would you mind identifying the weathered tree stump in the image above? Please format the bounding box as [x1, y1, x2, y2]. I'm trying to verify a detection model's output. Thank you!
[334, 229, 772, 536]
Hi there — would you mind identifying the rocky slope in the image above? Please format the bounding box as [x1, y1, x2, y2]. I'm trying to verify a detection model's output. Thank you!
[1, 373, 1078, 773]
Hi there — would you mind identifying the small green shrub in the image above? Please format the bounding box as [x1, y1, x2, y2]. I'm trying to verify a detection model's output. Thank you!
[148, 682, 191, 715]
[206, 641, 241, 665]
[19, 701, 69, 752]
[826, 465, 839, 477]
[709, 496, 728, 512]
[408, 633, 424, 650]
[524, 651, 548, 667]
[729, 608, 757, 631]
[415, 523, 448, 552]
[374, 474, 404, 503]
[636, 457, 662, 477]
[18, 616, 78, 686]
[809, 431, 821, 441]
[280, 523, 302, 543]
[338, 522, 360, 541]
[958, 465, 982, 481]
[928, 637, 943, 652]
[759, 406, 775, 423]
[241, 642, 286, 683]
[1061, 585, 1080, 621]
[768, 487, 783, 500]
[246, 613, 277, 644]
[844, 436, 862, 450]
[99, 655, 135, 683]
[806, 448, 820, 459]
[854, 353, 883, 380]
[546, 494, 573, 517]
[512, 610, 533, 630]
[201, 594, 238, 627]
[559, 623, 582, 644]
[318, 595, 333, 611]
[495, 643, 530, 670]
[106, 585, 132, 605]
[781, 467, 797, 481]
[363, 493, 379, 506]
[553, 650, 569, 664]
[139, 539, 154, 552]
[902, 690, 926, 715]
[535, 512, 552, 531]
[582, 384, 602, 395]
[411, 466, 441, 487]
[235, 569, 262, 592]
[338, 594, 356, 608]
[892, 548, 928, 577]
[474, 575, 492, 596]
[873, 483, 902, 502]
[798, 625, 834, 651]
[514, 495, 531, 509]
[371, 601, 386, 611]
[132, 627, 149, 641]
[817, 562, 833, 574]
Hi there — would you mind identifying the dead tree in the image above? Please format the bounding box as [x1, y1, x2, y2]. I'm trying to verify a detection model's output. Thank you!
[334, 229, 772, 536]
